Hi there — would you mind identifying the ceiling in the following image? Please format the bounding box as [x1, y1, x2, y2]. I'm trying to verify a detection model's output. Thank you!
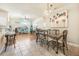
[0, 3, 47, 19]
[0, 3, 65, 19]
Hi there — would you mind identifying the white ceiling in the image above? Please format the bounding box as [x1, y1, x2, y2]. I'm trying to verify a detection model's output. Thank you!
[0, 3, 66, 20]
[0, 3, 47, 19]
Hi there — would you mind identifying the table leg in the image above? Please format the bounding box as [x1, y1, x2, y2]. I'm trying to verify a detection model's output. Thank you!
[63, 42, 65, 55]
[5, 36, 8, 51]
[13, 35, 16, 48]
[36, 34, 38, 43]
[56, 39, 58, 54]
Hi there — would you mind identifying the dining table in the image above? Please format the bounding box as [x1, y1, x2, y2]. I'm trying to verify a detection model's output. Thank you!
[36, 28, 63, 54]
[5, 31, 16, 51]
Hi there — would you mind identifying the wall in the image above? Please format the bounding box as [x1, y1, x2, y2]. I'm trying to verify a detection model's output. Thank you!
[64, 4, 79, 44]
[0, 9, 8, 34]
[33, 4, 79, 45]
[0, 9, 8, 26]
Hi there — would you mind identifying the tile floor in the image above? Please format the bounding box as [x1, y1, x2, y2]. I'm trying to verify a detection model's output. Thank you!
[0, 34, 64, 56]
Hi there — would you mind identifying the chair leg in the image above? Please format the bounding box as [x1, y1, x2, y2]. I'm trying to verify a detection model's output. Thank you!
[47, 42, 50, 51]
[52, 41, 56, 49]
[56, 40, 58, 54]
[65, 42, 68, 50]
[13, 35, 16, 48]
[40, 39, 43, 46]
[36, 35, 39, 43]
[65, 42, 69, 55]
[5, 43, 7, 51]
[36, 37, 38, 42]
[63, 43, 65, 55]
[5, 38, 8, 51]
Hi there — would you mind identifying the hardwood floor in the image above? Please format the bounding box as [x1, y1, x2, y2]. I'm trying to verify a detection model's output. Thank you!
[0, 33, 79, 56]
[0, 33, 64, 56]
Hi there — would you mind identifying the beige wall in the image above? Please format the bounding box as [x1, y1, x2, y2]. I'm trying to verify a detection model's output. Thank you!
[65, 4, 79, 44]
[33, 4, 79, 45]
[0, 9, 8, 34]
[0, 9, 8, 26]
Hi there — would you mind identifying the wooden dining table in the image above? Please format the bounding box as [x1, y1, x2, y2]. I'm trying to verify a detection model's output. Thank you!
[5, 32, 16, 51]
[36, 29, 63, 54]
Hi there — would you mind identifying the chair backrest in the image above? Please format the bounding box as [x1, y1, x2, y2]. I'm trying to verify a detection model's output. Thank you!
[53, 29, 60, 35]
[47, 29, 51, 35]
[47, 29, 60, 35]
[63, 30, 68, 41]
[36, 28, 39, 34]
[36, 29, 46, 39]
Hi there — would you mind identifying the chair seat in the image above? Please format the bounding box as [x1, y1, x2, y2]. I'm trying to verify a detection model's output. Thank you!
[47, 37, 56, 42]
[58, 40, 62, 43]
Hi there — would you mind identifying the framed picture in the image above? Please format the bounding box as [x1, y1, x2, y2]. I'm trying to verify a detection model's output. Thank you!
[50, 8, 68, 28]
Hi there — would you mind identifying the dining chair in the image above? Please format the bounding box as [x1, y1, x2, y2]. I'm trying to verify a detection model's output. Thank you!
[61, 30, 68, 55]
[56, 30, 68, 55]
[36, 29, 45, 45]
[47, 29, 60, 51]
[40, 30, 48, 47]
[36, 28, 39, 42]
